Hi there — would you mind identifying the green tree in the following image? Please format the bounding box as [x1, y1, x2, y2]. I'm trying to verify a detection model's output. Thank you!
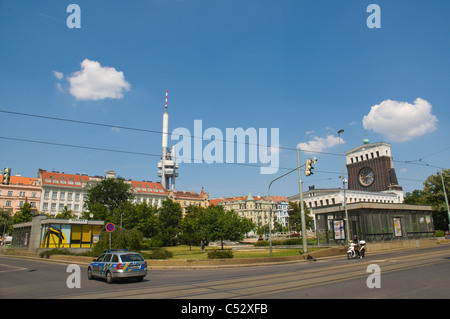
[404, 190, 427, 205]
[0, 209, 13, 235]
[123, 202, 159, 238]
[84, 178, 134, 223]
[196, 206, 255, 249]
[12, 203, 33, 224]
[422, 170, 450, 230]
[404, 170, 450, 231]
[93, 227, 144, 255]
[287, 201, 313, 234]
[154, 199, 183, 246]
[55, 206, 76, 219]
[179, 206, 202, 250]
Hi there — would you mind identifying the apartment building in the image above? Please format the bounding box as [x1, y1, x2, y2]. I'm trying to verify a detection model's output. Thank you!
[211, 192, 288, 228]
[38, 169, 170, 217]
[0, 174, 41, 215]
[168, 187, 209, 216]
[38, 169, 90, 217]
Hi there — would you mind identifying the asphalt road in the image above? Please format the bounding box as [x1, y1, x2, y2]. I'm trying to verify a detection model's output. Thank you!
[1, 244, 449, 302]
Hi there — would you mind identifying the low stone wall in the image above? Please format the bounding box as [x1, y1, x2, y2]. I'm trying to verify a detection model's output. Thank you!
[365, 238, 438, 252]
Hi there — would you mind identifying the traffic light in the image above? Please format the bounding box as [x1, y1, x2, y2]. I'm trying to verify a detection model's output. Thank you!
[305, 157, 317, 176]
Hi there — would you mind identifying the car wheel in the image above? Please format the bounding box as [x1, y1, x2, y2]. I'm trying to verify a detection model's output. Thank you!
[136, 276, 144, 282]
[87, 267, 94, 280]
[106, 271, 114, 284]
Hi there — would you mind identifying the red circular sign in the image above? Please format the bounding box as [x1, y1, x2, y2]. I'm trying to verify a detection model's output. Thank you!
[105, 223, 115, 232]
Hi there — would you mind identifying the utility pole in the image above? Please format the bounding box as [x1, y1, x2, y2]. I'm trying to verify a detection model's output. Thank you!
[338, 129, 350, 242]
[297, 148, 307, 254]
[267, 154, 316, 257]
[439, 171, 450, 231]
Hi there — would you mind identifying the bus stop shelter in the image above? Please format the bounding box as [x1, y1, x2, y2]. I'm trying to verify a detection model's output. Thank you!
[314, 202, 434, 245]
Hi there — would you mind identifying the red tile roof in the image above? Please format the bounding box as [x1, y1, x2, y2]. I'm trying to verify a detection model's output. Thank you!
[0, 175, 39, 186]
[129, 180, 168, 194]
[40, 171, 89, 188]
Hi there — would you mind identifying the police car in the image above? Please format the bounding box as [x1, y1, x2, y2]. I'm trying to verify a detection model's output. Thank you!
[88, 250, 147, 284]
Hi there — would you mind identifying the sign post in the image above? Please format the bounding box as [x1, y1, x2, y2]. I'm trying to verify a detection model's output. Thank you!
[105, 223, 115, 250]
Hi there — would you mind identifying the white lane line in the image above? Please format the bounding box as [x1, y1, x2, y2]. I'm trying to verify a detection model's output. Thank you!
[0, 263, 27, 273]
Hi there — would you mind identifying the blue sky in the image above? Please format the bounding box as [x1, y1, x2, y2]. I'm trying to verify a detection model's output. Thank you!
[0, 0, 449, 199]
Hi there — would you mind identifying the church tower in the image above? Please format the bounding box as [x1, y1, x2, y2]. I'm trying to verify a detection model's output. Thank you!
[345, 140, 402, 192]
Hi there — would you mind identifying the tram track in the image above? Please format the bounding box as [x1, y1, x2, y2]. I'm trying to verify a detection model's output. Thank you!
[65, 246, 449, 299]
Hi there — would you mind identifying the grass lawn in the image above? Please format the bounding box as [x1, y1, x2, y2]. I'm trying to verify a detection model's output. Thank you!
[143, 245, 320, 260]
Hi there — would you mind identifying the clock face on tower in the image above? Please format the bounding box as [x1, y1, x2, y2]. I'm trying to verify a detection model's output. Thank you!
[358, 167, 375, 187]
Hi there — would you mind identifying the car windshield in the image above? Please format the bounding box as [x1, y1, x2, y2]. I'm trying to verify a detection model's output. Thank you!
[120, 253, 144, 262]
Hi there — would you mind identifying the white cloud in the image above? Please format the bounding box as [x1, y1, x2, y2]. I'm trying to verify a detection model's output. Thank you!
[297, 134, 343, 153]
[53, 70, 63, 80]
[363, 98, 438, 142]
[67, 59, 130, 101]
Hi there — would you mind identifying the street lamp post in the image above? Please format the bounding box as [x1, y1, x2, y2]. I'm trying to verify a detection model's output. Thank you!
[338, 129, 350, 242]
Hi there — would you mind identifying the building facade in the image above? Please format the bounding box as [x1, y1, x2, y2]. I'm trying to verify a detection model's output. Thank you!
[39, 169, 170, 217]
[289, 187, 403, 211]
[0, 174, 41, 215]
[129, 180, 168, 207]
[212, 193, 288, 229]
[38, 169, 91, 217]
[168, 187, 209, 216]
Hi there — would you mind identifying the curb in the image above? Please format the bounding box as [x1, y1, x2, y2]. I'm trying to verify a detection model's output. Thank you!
[2, 239, 448, 269]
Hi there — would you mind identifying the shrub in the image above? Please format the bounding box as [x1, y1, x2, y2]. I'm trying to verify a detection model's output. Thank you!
[39, 248, 71, 259]
[142, 248, 173, 260]
[435, 230, 445, 237]
[207, 249, 233, 259]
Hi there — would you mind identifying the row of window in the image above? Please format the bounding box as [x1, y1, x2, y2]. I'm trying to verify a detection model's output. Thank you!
[42, 202, 83, 212]
[3, 200, 37, 207]
[177, 200, 208, 207]
[43, 190, 84, 201]
[45, 179, 83, 186]
[349, 149, 389, 164]
[308, 197, 396, 208]
[0, 190, 38, 197]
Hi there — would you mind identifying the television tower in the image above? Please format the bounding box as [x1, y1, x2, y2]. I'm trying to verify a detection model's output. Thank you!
[157, 89, 178, 190]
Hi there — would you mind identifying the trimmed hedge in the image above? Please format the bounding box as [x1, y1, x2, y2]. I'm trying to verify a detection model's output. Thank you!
[141, 248, 173, 259]
[207, 249, 234, 259]
[39, 248, 72, 259]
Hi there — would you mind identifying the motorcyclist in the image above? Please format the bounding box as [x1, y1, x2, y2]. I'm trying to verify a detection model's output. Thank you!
[352, 235, 360, 255]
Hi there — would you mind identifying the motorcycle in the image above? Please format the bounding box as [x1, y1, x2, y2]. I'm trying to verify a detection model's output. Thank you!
[347, 240, 366, 259]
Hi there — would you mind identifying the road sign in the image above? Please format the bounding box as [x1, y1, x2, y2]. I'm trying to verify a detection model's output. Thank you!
[105, 223, 115, 232]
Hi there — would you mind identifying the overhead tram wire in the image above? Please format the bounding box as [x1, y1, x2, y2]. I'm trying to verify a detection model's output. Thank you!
[1, 109, 447, 171]
[0, 109, 341, 157]
[0, 135, 335, 173]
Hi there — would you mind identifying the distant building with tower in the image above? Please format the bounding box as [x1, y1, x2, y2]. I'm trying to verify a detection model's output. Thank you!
[157, 90, 179, 191]
[289, 140, 404, 211]
[288, 140, 434, 243]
